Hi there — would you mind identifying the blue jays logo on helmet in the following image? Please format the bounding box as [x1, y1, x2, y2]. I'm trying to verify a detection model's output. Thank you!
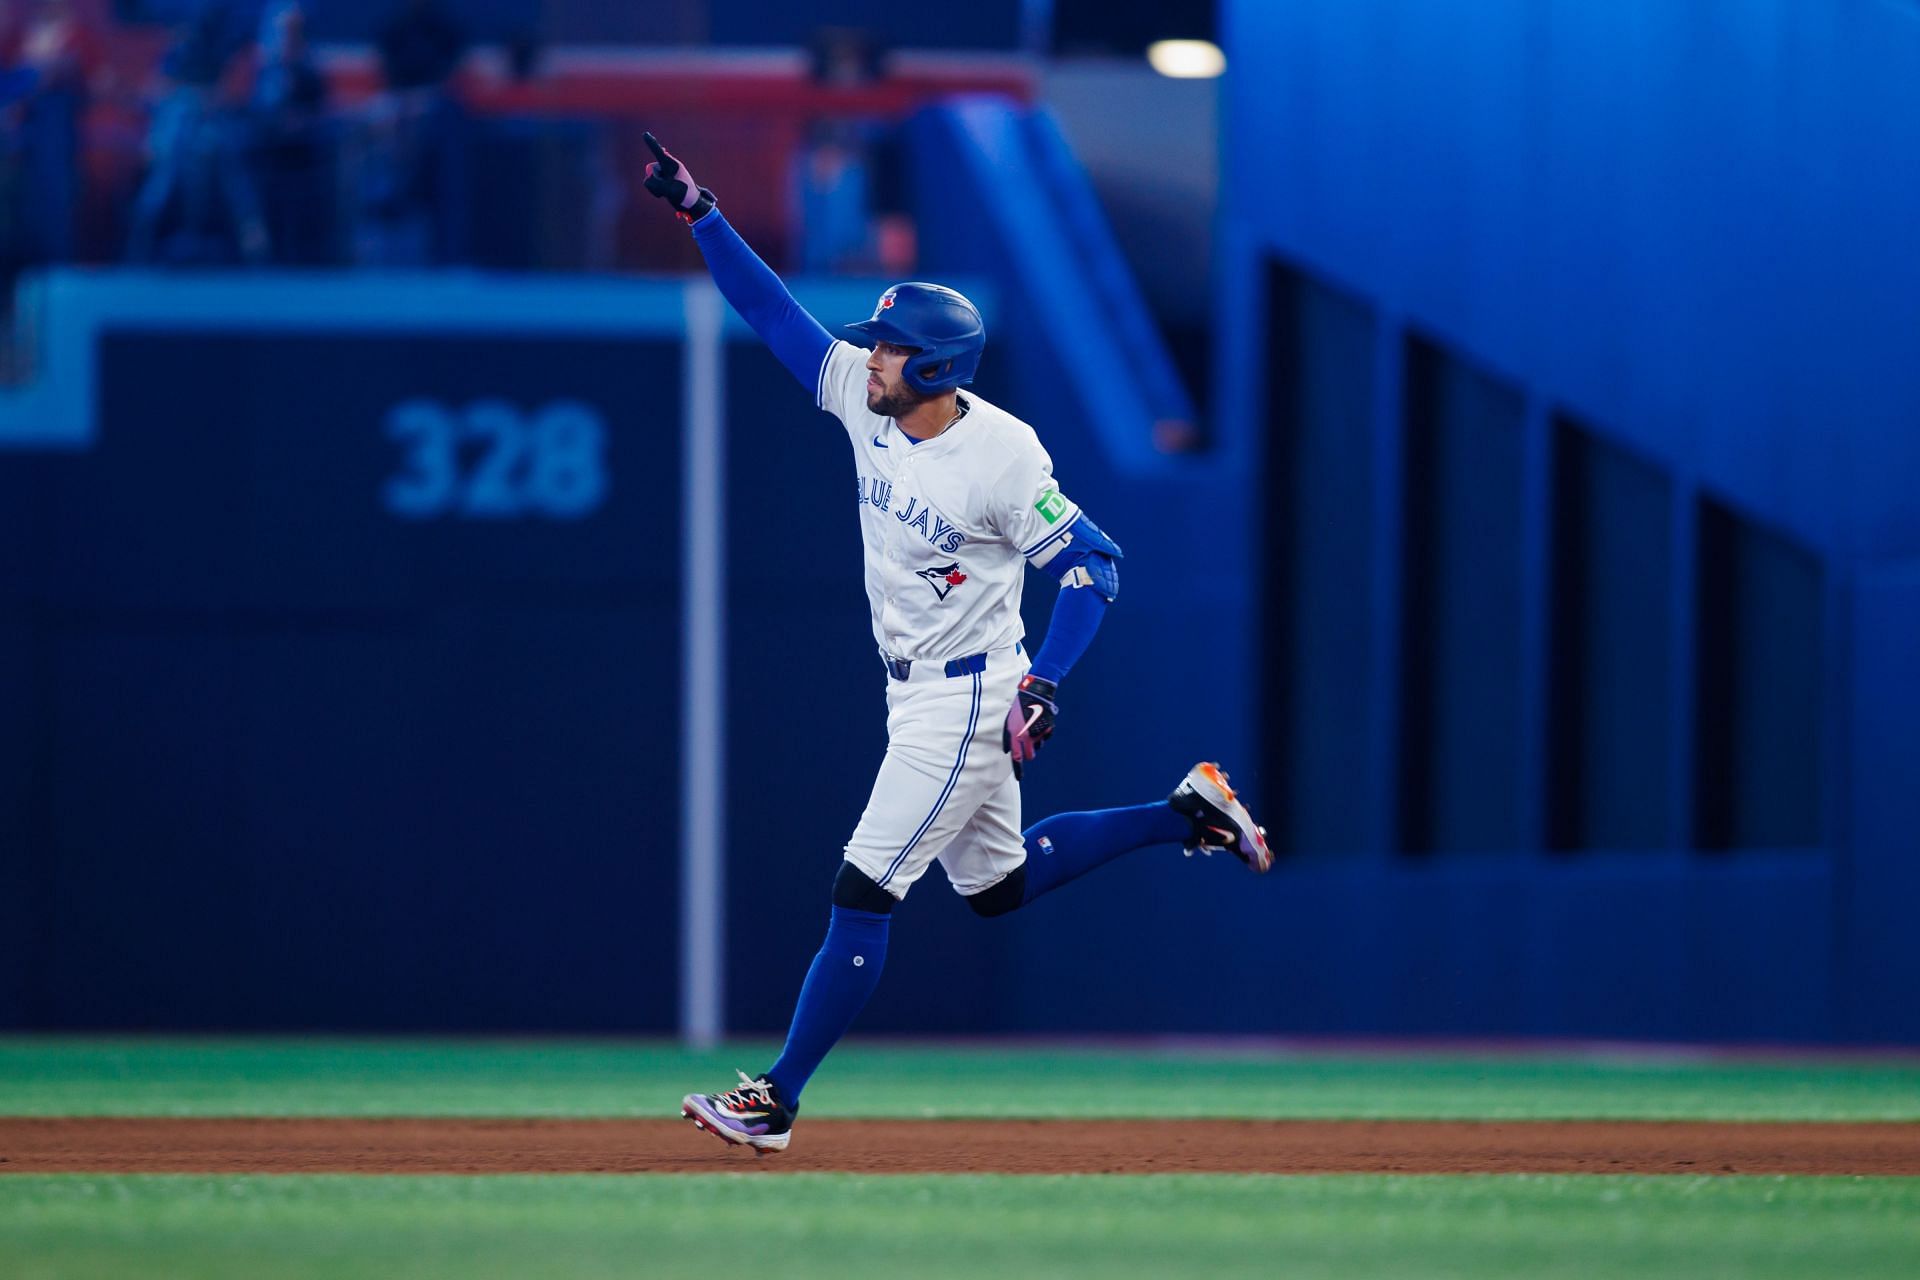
[847, 282, 986, 394]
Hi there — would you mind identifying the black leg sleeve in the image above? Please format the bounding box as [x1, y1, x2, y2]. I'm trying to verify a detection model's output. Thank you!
[832, 860, 898, 913]
[964, 866, 1027, 918]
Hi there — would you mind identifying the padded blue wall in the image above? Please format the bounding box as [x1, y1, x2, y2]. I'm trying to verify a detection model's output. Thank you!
[1217, 0, 1920, 1040]
[2, 313, 685, 1030]
[1220, 0, 1920, 560]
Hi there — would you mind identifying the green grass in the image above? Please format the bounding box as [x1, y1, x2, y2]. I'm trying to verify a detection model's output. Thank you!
[5, 1040, 1916, 1278]
[4, 1038, 1919, 1121]
[1, 1174, 1917, 1280]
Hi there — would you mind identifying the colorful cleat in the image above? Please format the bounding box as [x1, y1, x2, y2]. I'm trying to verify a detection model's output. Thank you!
[1169, 762, 1273, 873]
[681, 1071, 796, 1153]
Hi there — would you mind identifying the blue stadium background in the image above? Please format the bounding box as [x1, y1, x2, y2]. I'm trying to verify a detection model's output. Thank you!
[2, 0, 1916, 1043]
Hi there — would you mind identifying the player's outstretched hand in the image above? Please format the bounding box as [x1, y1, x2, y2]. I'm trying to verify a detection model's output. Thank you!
[643, 131, 717, 224]
[1002, 675, 1059, 779]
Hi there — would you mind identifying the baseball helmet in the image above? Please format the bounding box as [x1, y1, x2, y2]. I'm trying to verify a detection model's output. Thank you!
[846, 282, 986, 394]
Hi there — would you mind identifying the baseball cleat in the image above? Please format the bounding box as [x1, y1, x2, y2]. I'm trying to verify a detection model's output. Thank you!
[681, 1071, 795, 1154]
[1169, 762, 1273, 873]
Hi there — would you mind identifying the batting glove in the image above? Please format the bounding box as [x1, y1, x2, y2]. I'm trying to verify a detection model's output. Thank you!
[642, 131, 717, 224]
[1002, 674, 1059, 780]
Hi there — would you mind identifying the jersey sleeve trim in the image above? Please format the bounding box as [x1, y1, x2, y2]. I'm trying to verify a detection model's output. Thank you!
[1021, 504, 1081, 561]
[815, 341, 837, 410]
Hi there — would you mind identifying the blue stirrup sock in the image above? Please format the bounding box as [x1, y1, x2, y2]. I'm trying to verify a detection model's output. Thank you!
[1020, 801, 1194, 904]
[767, 804, 1185, 1101]
[766, 905, 889, 1106]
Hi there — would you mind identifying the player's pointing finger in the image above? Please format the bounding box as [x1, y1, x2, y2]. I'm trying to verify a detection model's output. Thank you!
[640, 133, 715, 223]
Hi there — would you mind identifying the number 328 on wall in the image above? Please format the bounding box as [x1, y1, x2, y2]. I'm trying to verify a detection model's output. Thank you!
[383, 398, 610, 520]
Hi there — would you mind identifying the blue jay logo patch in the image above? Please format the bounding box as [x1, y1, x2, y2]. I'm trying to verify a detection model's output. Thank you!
[916, 563, 967, 600]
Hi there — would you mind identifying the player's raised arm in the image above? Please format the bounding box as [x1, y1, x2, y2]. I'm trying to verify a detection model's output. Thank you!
[642, 131, 834, 392]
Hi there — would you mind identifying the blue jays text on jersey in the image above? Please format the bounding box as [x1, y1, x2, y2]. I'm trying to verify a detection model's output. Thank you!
[856, 473, 970, 554]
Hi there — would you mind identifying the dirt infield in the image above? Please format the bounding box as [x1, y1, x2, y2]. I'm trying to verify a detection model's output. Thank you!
[3, 1118, 1916, 1175]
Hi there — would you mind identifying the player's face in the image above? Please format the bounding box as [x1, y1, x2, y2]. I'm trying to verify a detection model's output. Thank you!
[865, 341, 931, 417]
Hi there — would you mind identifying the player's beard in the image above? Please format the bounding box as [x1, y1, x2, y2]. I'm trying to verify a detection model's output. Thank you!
[867, 378, 934, 419]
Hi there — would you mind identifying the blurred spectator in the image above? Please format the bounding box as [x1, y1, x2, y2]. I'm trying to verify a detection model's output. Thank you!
[791, 29, 915, 275]
[793, 120, 874, 273]
[159, 0, 242, 89]
[246, 0, 332, 264]
[2, 0, 104, 279]
[355, 0, 468, 264]
[376, 0, 465, 92]
[126, 3, 267, 265]
[502, 29, 541, 84]
[0, 2, 24, 293]
[807, 26, 883, 86]
[792, 114, 915, 275]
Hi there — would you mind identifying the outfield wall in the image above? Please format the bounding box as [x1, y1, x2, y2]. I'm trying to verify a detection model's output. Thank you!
[0, 255, 1908, 1042]
[6, 0, 1920, 1040]
[1215, 0, 1920, 1041]
[0, 271, 1259, 1037]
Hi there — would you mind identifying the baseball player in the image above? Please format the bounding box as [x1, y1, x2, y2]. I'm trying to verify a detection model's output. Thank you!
[645, 133, 1270, 1154]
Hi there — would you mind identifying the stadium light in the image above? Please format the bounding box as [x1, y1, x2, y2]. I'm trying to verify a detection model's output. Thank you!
[1147, 39, 1226, 79]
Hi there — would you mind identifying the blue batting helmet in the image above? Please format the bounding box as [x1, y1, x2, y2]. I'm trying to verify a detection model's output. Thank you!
[845, 283, 985, 394]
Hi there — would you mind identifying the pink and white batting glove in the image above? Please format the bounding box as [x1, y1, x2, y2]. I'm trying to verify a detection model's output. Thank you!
[642, 131, 717, 224]
[1001, 675, 1058, 780]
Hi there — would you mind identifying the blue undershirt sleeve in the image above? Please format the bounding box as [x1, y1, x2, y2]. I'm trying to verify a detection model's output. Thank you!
[689, 210, 835, 390]
[1027, 583, 1109, 685]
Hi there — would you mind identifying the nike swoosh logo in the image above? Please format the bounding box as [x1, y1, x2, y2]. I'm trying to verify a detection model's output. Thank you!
[873, 434, 888, 448]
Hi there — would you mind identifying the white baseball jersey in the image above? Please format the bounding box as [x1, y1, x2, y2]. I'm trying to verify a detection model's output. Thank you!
[816, 339, 1082, 663]
[815, 338, 1084, 898]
